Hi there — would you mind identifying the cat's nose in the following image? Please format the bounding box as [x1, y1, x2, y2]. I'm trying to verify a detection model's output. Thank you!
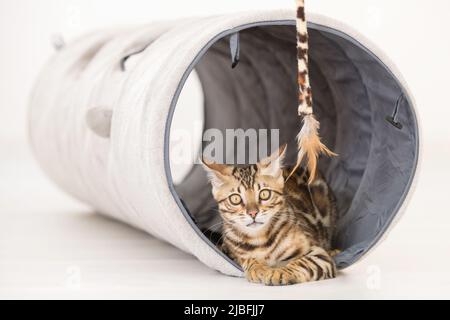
[247, 210, 258, 219]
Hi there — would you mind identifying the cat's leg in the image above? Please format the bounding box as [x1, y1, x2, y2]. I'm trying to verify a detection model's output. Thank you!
[262, 246, 336, 286]
[309, 176, 333, 219]
[309, 175, 337, 247]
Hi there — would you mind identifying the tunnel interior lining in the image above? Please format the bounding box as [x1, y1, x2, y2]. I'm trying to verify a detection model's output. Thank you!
[170, 22, 418, 269]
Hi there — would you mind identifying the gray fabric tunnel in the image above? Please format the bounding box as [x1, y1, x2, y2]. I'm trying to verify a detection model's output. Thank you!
[29, 12, 420, 276]
[173, 22, 419, 270]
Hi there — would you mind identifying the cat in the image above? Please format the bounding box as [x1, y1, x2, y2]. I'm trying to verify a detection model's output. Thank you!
[202, 145, 338, 286]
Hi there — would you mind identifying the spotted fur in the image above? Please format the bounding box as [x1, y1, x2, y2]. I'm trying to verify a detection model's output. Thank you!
[203, 146, 338, 286]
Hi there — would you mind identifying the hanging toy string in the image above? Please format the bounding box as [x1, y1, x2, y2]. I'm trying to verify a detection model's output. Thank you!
[288, 0, 336, 183]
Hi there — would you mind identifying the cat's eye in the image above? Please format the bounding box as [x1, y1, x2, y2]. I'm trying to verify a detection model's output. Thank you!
[259, 189, 272, 201]
[229, 194, 242, 205]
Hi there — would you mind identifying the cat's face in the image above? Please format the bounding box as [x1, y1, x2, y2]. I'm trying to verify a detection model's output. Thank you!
[202, 145, 287, 235]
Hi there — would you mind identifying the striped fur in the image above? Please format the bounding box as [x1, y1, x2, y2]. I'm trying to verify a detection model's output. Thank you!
[291, 0, 336, 183]
[203, 146, 338, 286]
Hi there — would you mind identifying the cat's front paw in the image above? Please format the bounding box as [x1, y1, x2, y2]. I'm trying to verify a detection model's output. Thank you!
[242, 259, 266, 284]
[243, 260, 302, 286]
[262, 269, 299, 286]
[245, 264, 266, 283]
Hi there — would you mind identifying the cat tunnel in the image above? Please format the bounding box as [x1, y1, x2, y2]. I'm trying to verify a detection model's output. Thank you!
[29, 11, 420, 277]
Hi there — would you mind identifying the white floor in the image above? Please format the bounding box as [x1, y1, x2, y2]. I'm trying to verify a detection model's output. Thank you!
[1, 141, 450, 300]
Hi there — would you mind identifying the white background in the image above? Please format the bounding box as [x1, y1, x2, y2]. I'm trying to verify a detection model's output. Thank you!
[1, 0, 450, 299]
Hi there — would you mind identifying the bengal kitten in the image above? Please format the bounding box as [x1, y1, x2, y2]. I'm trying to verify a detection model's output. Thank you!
[202, 145, 338, 286]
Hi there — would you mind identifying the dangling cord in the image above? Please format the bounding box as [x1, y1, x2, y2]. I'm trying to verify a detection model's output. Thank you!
[385, 93, 404, 130]
[288, 0, 336, 183]
[229, 32, 240, 69]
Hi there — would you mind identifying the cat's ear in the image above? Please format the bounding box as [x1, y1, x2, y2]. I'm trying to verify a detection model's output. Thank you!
[257, 144, 287, 178]
[201, 158, 232, 189]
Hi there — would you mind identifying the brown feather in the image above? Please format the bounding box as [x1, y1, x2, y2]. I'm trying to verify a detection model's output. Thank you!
[288, 115, 337, 184]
